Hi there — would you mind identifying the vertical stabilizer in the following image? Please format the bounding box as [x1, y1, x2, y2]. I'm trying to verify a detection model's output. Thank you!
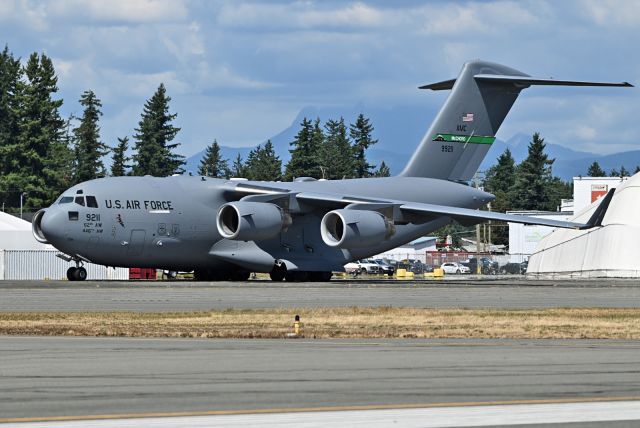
[400, 60, 631, 181]
[400, 60, 527, 181]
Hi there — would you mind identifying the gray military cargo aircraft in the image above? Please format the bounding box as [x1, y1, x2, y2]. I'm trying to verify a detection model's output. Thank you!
[32, 60, 631, 281]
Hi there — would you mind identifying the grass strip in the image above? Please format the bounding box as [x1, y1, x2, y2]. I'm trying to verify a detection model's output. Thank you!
[2, 307, 640, 339]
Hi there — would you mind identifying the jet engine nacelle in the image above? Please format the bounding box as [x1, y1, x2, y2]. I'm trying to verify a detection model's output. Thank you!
[320, 209, 394, 249]
[217, 201, 289, 241]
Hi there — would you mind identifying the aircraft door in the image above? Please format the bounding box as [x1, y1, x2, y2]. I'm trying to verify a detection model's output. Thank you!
[128, 229, 146, 256]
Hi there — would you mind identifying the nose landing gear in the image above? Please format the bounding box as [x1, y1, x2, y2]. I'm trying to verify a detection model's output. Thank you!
[66, 265, 87, 281]
[58, 254, 88, 281]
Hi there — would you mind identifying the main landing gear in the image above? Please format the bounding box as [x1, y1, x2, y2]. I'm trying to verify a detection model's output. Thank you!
[193, 268, 251, 282]
[269, 264, 332, 282]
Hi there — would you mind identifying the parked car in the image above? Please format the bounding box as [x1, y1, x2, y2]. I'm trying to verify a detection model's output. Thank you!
[344, 259, 382, 275]
[499, 261, 528, 275]
[373, 259, 395, 276]
[397, 259, 425, 274]
[440, 262, 471, 274]
[464, 257, 499, 275]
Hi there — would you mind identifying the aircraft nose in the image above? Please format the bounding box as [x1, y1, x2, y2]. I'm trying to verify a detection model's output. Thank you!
[32, 209, 64, 245]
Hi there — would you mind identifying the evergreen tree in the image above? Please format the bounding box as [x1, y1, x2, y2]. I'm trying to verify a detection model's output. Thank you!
[245, 140, 282, 181]
[131, 83, 184, 177]
[16, 52, 67, 210]
[230, 153, 246, 178]
[197, 139, 228, 178]
[284, 117, 322, 180]
[546, 177, 573, 211]
[73, 90, 108, 182]
[46, 116, 75, 195]
[619, 165, 629, 177]
[111, 136, 130, 177]
[511, 133, 554, 211]
[483, 148, 516, 213]
[0, 46, 23, 209]
[482, 148, 517, 246]
[321, 117, 354, 179]
[587, 161, 605, 177]
[373, 161, 391, 177]
[349, 113, 377, 178]
[635, 166, 640, 174]
[609, 168, 619, 177]
[0, 46, 22, 178]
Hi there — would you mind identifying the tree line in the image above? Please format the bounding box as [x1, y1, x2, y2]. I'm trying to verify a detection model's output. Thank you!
[586, 161, 639, 178]
[197, 114, 390, 181]
[0, 45, 185, 213]
[0, 44, 389, 213]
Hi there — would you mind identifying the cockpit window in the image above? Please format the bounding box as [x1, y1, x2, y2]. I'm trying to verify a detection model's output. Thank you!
[75, 196, 85, 206]
[86, 196, 98, 208]
[59, 196, 73, 204]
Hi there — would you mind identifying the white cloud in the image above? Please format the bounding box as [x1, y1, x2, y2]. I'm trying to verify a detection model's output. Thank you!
[217, 1, 395, 30]
[48, 0, 188, 24]
[582, 0, 640, 26]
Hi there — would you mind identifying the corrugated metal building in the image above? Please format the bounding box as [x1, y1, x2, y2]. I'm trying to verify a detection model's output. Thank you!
[0, 249, 128, 280]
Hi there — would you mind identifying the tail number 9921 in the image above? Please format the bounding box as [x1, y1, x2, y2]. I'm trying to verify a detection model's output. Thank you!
[441, 145, 454, 152]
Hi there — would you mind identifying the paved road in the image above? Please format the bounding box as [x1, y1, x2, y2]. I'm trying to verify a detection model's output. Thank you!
[1, 337, 640, 422]
[1, 279, 640, 311]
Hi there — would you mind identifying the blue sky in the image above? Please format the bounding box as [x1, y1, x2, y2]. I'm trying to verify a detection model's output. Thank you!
[1, 0, 639, 156]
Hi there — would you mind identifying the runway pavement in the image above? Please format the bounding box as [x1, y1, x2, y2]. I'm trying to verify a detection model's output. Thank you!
[1, 337, 640, 424]
[1, 278, 640, 311]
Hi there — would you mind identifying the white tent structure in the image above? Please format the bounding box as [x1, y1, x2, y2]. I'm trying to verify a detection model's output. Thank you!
[0, 211, 49, 250]
[527, 173, 640, 278]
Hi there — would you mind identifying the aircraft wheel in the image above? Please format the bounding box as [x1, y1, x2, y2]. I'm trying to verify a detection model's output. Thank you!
[193, 269, 210, 281]
[75, 267, 87, 281]
[230, 271, 250, 281]
[67, 267, 78, 281]
[456, 269, 461, 274]
[285, 271, 308, 282]
[270, 270, 285, 281]
[309, 272, 332, 282]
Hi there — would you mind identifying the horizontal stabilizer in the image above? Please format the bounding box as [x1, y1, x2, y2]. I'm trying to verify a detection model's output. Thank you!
[474, 74, 633, 88]
[420, 75, 633, 91]
[418, 78, 456, 91]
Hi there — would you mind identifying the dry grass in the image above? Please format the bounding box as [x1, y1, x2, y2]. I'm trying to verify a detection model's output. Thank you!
[2, 308, 640, 339]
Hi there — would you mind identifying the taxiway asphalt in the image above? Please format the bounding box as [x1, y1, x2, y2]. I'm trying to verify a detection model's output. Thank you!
[1, 278, 640, 311]
[1, 337, 640, 423]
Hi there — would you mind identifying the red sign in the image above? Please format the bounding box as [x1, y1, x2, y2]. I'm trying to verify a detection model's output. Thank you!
[591, 184, 608, 203]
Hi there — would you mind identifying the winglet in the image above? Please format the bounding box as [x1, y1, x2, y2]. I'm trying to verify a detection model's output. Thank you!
[580, 188, 616, 229]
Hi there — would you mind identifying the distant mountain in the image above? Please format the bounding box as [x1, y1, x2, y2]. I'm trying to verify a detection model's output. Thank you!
[184, 104, 435, 176]
[184, 107, 640, 181]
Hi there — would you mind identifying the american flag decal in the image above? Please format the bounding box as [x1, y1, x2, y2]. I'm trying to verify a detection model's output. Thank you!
[462, 113, 474, 122]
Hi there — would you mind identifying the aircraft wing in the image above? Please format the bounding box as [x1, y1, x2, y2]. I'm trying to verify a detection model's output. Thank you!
[230, 183, 613, 231]
[295, 188, 615, 230]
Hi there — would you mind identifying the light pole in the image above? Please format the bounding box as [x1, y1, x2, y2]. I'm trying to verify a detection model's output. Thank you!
[20, 192, 25, 219]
